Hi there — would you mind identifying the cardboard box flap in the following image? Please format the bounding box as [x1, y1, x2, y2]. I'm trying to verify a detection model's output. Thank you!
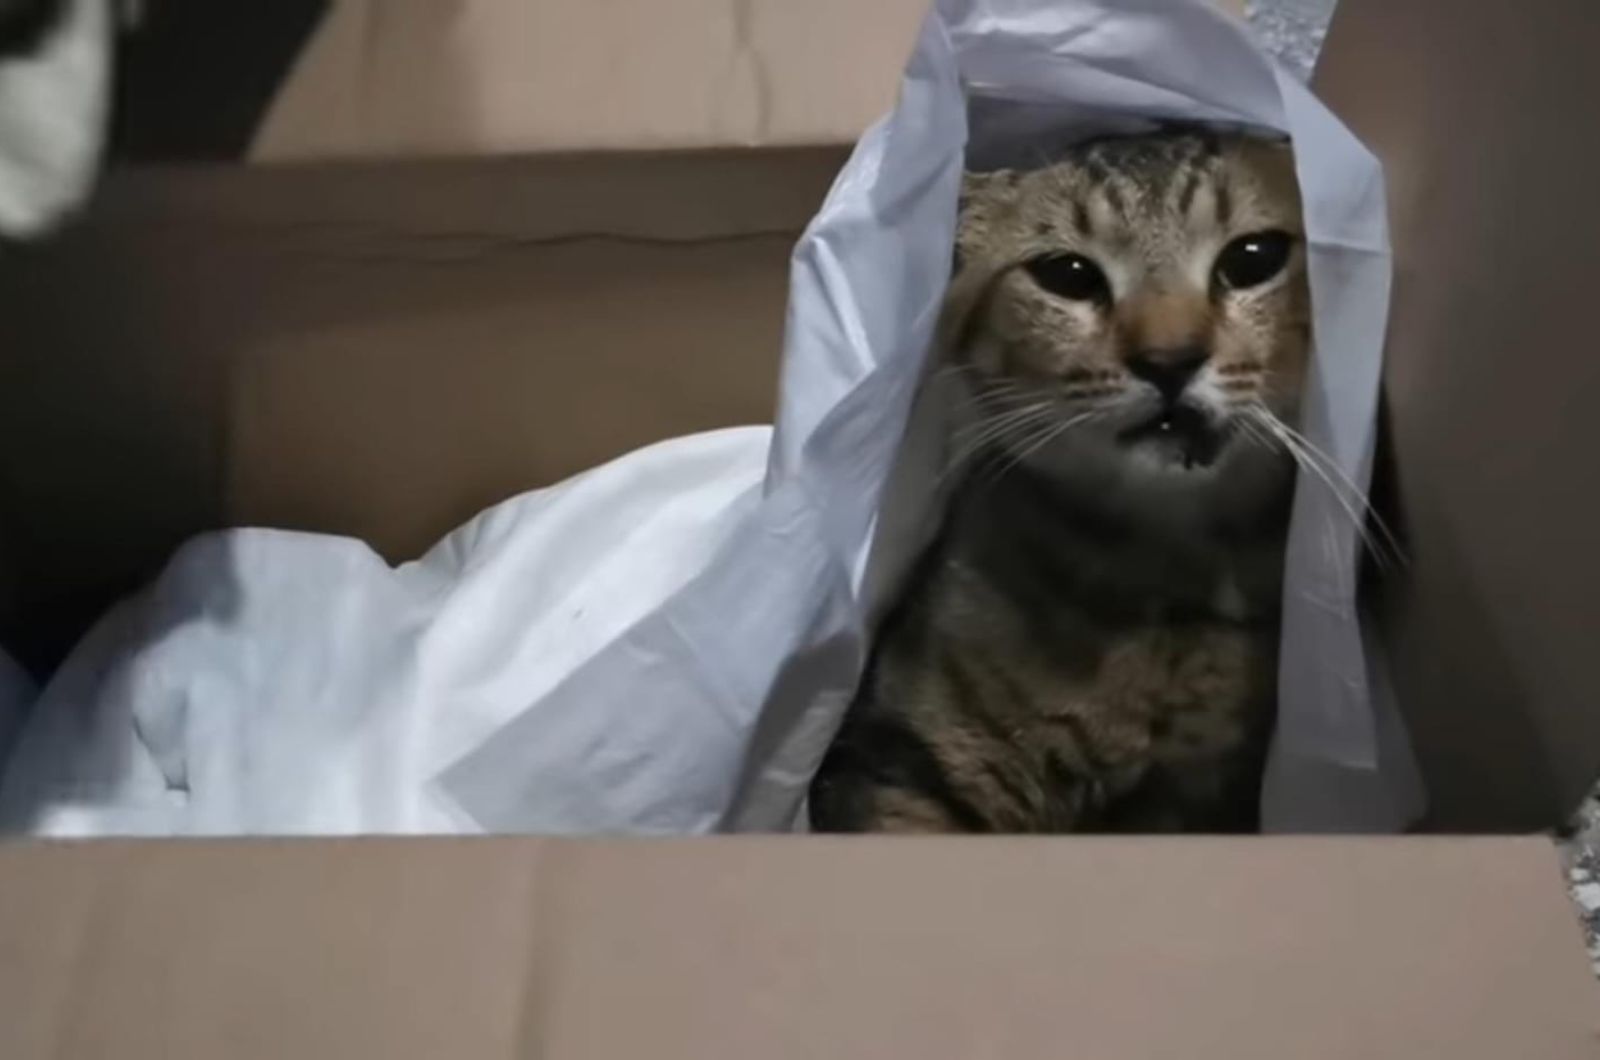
[1315, 0, 1600, 824]
[0, 837, 1593, 1058]
[251, 0, 928, 162]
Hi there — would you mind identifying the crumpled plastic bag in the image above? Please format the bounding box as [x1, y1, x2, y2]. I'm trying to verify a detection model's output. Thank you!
[0, 429, 771, 834]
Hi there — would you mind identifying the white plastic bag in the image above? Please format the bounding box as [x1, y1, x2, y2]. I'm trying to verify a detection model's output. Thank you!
[0, 429, 772, 834]
[445, 0, 1422, 833]
[0, 0, 109, 238]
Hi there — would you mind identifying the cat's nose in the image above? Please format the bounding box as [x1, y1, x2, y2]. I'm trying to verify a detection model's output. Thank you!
[1126, 345, 1207, 405]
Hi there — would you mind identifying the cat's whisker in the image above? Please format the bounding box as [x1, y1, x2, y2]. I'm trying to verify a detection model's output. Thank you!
[961, 405, 1059, 459]
[934, 363, 1025, 398]
[953, 409, 1056, 486]
[967, 390, 1032, 414]
[952, 385, 1038, 419]
[1245, 407, 1402, 569]
[1251, 405, 1405, 565]
[943, 402, 1061, 483]
[979, 408, 1103, 488]
[1234, 417, 1277, 456]
[958, 383, 1036, 418]
[1248, 418, 1379, 564]
[951, 400, 1053, 449]
[1262, 429, 1391, 571]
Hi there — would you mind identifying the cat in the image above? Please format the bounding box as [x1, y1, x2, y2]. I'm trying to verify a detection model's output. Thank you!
[809, 128, 1310, 833]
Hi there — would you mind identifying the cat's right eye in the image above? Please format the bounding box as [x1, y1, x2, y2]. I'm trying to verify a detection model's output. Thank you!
[1024, 253, 1110, 303]
[1213, 230, 1294, 291]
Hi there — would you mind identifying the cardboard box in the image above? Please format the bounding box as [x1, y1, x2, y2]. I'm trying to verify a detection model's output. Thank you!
[4, 0, 1590, 823]
[0, 0, 1597, 1052]
[0, 836, 1595, 1058]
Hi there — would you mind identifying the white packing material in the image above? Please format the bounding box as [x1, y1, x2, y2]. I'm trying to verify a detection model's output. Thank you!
[0, 0, 110, 238]
[0, 428, 770, 834]
[1, 0, 1422, 837]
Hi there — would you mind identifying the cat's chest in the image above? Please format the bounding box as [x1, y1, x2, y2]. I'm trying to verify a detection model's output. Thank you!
[1079, 622, 1274, 757]
[990, 617, 1276, 800]
[1016, 620, 1276, 828]
[934, 553, 1279, 768]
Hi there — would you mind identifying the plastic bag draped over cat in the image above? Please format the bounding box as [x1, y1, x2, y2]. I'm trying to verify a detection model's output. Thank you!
[0, 0, 1422, 835]
[444, 0, 1421, 832]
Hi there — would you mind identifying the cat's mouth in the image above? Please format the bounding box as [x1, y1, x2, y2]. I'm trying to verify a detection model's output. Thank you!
[1116, 404, 1224, 470]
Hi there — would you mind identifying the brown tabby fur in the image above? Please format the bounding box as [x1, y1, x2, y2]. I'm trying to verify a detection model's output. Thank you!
[809, 129, 1310, 833]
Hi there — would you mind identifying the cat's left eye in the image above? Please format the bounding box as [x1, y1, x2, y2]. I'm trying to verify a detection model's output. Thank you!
[1213, 230, 1294, 290]
[1024, 253, 1110, 303]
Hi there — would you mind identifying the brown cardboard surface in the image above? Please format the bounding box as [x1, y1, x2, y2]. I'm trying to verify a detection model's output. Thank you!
[251, 0, 1251, 163]
[1315, 0, 1600, 828]
[0, 148, 842, 670]
[0, 837, 1593, 1058]
[251, 0, 928, 161]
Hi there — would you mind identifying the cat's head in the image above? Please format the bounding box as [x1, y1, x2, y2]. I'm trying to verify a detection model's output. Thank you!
[942, 129, 1309, 511]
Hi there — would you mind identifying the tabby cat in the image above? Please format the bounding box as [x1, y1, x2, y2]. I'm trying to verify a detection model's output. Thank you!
[809, 129, 1310, 833]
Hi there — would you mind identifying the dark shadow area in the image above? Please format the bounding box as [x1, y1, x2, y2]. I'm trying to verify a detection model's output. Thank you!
[110, 0, 328, 161]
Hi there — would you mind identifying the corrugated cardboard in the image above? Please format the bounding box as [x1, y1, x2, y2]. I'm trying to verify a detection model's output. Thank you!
[1314, 0, 1600, 829]
[0, 837, 1594, 1058]
[251, 0, 929, 160]
[251, 0, 1246, 161]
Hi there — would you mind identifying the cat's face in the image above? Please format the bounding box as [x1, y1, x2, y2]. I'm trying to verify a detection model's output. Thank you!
[945, 131, 1309, 501]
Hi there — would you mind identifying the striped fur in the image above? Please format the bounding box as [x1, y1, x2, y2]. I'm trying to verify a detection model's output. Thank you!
[810, 130, 1309, 833]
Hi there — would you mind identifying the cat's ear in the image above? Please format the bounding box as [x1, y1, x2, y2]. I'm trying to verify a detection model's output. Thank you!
[959, 168, 1017, 204]
[952, 169, 1020, 281]
[957, 169, 1000, 212]
[954, 170, 1015, 257]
